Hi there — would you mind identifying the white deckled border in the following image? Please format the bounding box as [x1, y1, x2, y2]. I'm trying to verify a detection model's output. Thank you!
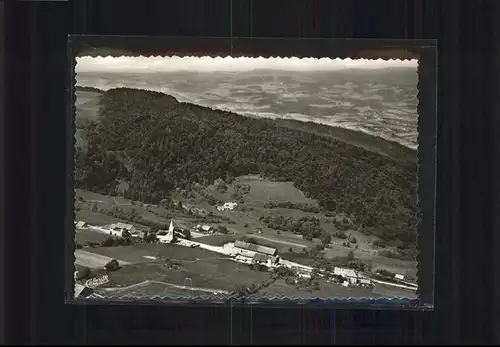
[76, 56, 418, 74]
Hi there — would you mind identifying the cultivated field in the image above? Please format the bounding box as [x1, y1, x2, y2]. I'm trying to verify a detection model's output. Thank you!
[74, 249, 131, 269]
[74, 228, 111, 244]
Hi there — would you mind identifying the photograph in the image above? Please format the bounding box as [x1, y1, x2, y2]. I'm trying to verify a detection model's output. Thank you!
[72, 54, 420, 301]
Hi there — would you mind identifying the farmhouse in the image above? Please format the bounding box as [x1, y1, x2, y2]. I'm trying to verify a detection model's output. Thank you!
[252, 253, 279, 267]
[395, 274, 405, 281]
[359, 278, 373, 287]
[334, 267, 359, 284]
[132, 230, 146, 239]
[195, 224, 214, 233]
[234, 240, 277, 257]
[217, 202, 238, 211]
[109, 222, 134, 236]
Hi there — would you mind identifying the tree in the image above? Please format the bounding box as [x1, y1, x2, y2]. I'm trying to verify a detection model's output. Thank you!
[320, 232, 332, 245]
[181, 229, 191, 240]
[177, 201, 184, 210]
[347, 250, 355, 261]
[348, 235, 357, 244]
[104, 259, 120, 271]
[217, 225, 229, 234]
[144, 232, 157, 243]
[101, 236, 116, 247]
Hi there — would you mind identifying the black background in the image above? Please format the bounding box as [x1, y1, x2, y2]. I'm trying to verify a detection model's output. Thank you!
[3, 0, 500, 344]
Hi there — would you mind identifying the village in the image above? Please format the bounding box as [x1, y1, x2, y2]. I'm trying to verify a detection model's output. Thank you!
[73, 199, 418, 299]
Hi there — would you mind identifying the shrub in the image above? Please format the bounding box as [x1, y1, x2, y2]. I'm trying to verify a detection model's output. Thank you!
[104, 259, 120, 271]
[241, 236, 258, 244]
[376, 269, 394, 278]
[75, 242, 83, 249]
[348, 235, 357, 244]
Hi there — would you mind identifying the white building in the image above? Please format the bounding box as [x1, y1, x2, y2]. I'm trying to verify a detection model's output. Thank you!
[334, 267, 359, 284]
[395, 274, 405, 280]
[156, 220, 177, 243]
[109, 222, 134, 236]
[252, 253, 279, 268]
[358, 278, 373, 287]
[196, 224, 214, 233]
[217, 202, 238, 211]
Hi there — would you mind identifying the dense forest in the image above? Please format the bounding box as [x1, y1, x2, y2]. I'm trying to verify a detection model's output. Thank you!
[74, 87, 418, 244]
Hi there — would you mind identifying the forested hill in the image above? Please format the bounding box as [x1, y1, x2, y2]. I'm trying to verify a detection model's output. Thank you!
[75, 87, 418, 243]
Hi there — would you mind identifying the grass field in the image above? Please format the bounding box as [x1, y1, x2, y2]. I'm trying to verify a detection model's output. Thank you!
[74, 228, 110, 244]
[85, 243, 227, 263]
[97, 258, 270, 292]
[75, 209, 129, 227]
[96, 281, 227, 298]
[235, 175, 319, 206]
[259, 278, 381, 299]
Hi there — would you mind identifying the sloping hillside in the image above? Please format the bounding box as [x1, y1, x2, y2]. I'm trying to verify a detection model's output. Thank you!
[75, 87, 418, 244]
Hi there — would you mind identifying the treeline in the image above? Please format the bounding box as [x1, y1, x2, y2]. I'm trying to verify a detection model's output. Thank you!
[75, 88, 418, 244]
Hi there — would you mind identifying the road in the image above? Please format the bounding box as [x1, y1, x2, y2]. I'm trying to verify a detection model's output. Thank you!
[75, 249, 131, 269]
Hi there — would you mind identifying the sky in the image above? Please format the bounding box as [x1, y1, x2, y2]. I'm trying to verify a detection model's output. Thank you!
[76, 56, 418, 73]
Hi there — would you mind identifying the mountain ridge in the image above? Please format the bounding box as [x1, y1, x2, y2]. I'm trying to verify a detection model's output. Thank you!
[75, 87, 418, 244]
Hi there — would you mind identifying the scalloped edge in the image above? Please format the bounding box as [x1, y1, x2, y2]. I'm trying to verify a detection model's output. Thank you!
[68, 43, 427, 307]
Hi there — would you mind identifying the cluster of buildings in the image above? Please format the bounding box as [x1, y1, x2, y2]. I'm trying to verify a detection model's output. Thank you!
[226, 240, 280, 268]
[217, 202, 238, 212]
[333, 267, 373, 287]
[109, 222, 134, 237]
